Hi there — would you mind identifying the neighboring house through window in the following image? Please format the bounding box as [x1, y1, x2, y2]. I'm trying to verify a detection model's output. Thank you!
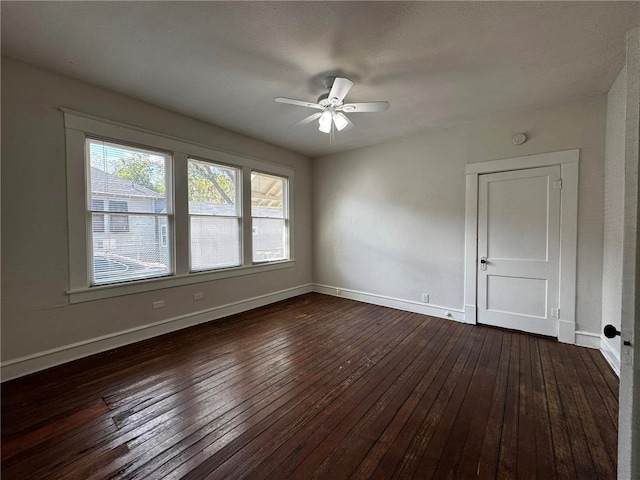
[87, 139, 172, 285]
[108, 200, 130, 233]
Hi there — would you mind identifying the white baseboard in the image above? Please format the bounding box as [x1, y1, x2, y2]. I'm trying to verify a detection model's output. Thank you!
[1, 284, 313, 382]
[575, 330, 601, 349]
[312, 284, 466, 323]
[600, 335, 621, 377]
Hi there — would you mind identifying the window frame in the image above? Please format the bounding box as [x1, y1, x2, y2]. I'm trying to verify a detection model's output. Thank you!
[187, 157, 243, 272]
[86, 137, 174, 286]
[250, 170, 290, 264]
[63, 108, 295, 304]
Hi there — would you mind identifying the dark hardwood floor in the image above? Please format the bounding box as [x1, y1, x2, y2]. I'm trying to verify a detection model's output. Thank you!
[1, 293, 618, 479]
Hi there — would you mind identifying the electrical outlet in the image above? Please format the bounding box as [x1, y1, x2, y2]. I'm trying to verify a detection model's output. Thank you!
[152, 300, 165, 310]
[336, 288, 342, 295]
[193, 292, 204, 301]
[422, 293, 429, 303]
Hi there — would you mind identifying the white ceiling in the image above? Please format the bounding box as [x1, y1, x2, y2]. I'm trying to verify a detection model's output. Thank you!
[2, 2, 638, 157]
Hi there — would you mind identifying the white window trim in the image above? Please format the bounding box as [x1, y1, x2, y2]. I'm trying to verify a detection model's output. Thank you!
[63, 108, 295, 304]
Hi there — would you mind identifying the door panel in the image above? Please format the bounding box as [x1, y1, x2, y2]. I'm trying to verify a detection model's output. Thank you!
[487, 175, 550, 261]
[487, 276, 547, 317]
[477, 166, 561, 337]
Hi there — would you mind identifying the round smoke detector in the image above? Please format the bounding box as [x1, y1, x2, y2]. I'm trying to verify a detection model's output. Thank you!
[512, 133, 527, 145]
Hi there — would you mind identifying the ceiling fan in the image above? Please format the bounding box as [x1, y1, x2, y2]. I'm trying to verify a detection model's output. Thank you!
[275, 77, 390, 134]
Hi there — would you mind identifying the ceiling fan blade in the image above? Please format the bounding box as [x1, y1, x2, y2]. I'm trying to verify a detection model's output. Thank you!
[297, 112, 322, 125]
[275, 97, 322, 109]
[333, 112, 353, 131]
[328, 77, 354, 104]
[342, 101, 390, 113]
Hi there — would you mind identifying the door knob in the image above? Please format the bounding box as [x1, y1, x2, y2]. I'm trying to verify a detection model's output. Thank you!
[480, 256, 488, 271]
[604, 324, 632, 346]
[603, 324, 621, 338]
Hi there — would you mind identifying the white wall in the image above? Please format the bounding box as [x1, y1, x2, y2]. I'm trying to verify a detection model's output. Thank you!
[602, 67, 627, 370]
[0, 58, 313, 375]
[314, 95, 607, 336]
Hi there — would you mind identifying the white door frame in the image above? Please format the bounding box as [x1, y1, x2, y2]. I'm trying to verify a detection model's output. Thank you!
[463, 149, 579, 344]
[618, 26, 639, 480]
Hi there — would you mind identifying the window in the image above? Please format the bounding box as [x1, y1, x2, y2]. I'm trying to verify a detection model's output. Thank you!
[188, 159, 241, 270]
[252, 172, 288, 262]
[87, 139, 172, 285]
[64, 109, 294, 302]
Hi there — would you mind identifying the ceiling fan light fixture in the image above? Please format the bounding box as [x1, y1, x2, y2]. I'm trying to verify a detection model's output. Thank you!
[275, 76, 389, 136]
[318, 110, 332, 133]
[333, 112, 349, 131]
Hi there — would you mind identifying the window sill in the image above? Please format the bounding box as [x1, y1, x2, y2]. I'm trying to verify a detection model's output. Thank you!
[67, 260, 296, 304]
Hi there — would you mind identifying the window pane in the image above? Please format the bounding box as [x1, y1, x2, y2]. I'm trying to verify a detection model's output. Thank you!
[191, 216, 241, 270]
[91, 214, 171, 285]
[253, 218, 286, 262]
[188, 159, 240, 271]
[88, 139, 172, 285]
[251, 173, 284, 218]
[188, 160, 237, 214]
[88, 139, 168, 215]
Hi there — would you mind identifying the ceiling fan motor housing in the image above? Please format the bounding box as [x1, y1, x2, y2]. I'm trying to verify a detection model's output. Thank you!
[317, 92, 331, 107]
[322, 76, 337, 90]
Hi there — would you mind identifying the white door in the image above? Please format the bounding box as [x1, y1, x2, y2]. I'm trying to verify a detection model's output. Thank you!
[477, 165, 561, 337]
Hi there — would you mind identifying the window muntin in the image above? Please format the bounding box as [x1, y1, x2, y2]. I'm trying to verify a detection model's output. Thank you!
[251, 172, 288, 262]
[188, 159, 241, 271]
[87, 139, 172, 285]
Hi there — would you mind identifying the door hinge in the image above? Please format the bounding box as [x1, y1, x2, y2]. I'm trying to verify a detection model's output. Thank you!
[551, 308, 560, 318]
[554, 179, 563, 190]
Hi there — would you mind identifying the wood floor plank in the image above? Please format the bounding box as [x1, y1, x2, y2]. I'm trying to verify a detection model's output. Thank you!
[175, 310, 423, 480]
[496, 332, 521, 479]
[349, 322, 466, 480]
[474, 331, 512, 479]
[529, 337, 556, 480]
[114, 305, 412, 480]
[560, 345, 616, 479]
[1, 398, 110, 461]
[539, 339, 579, 479]
[412, 327, 491, 479]
[9, 299, 368, 479]
[388, 327, 487, 479]
[577, 347, 619, 429]
[290, 318, 454, 480]
[447, 328, 504, 480]
[0, 293, 619, 480]
[50, 303, 399, 480]
[515, 332, 537, 480]
[368, 322, 477, 479]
